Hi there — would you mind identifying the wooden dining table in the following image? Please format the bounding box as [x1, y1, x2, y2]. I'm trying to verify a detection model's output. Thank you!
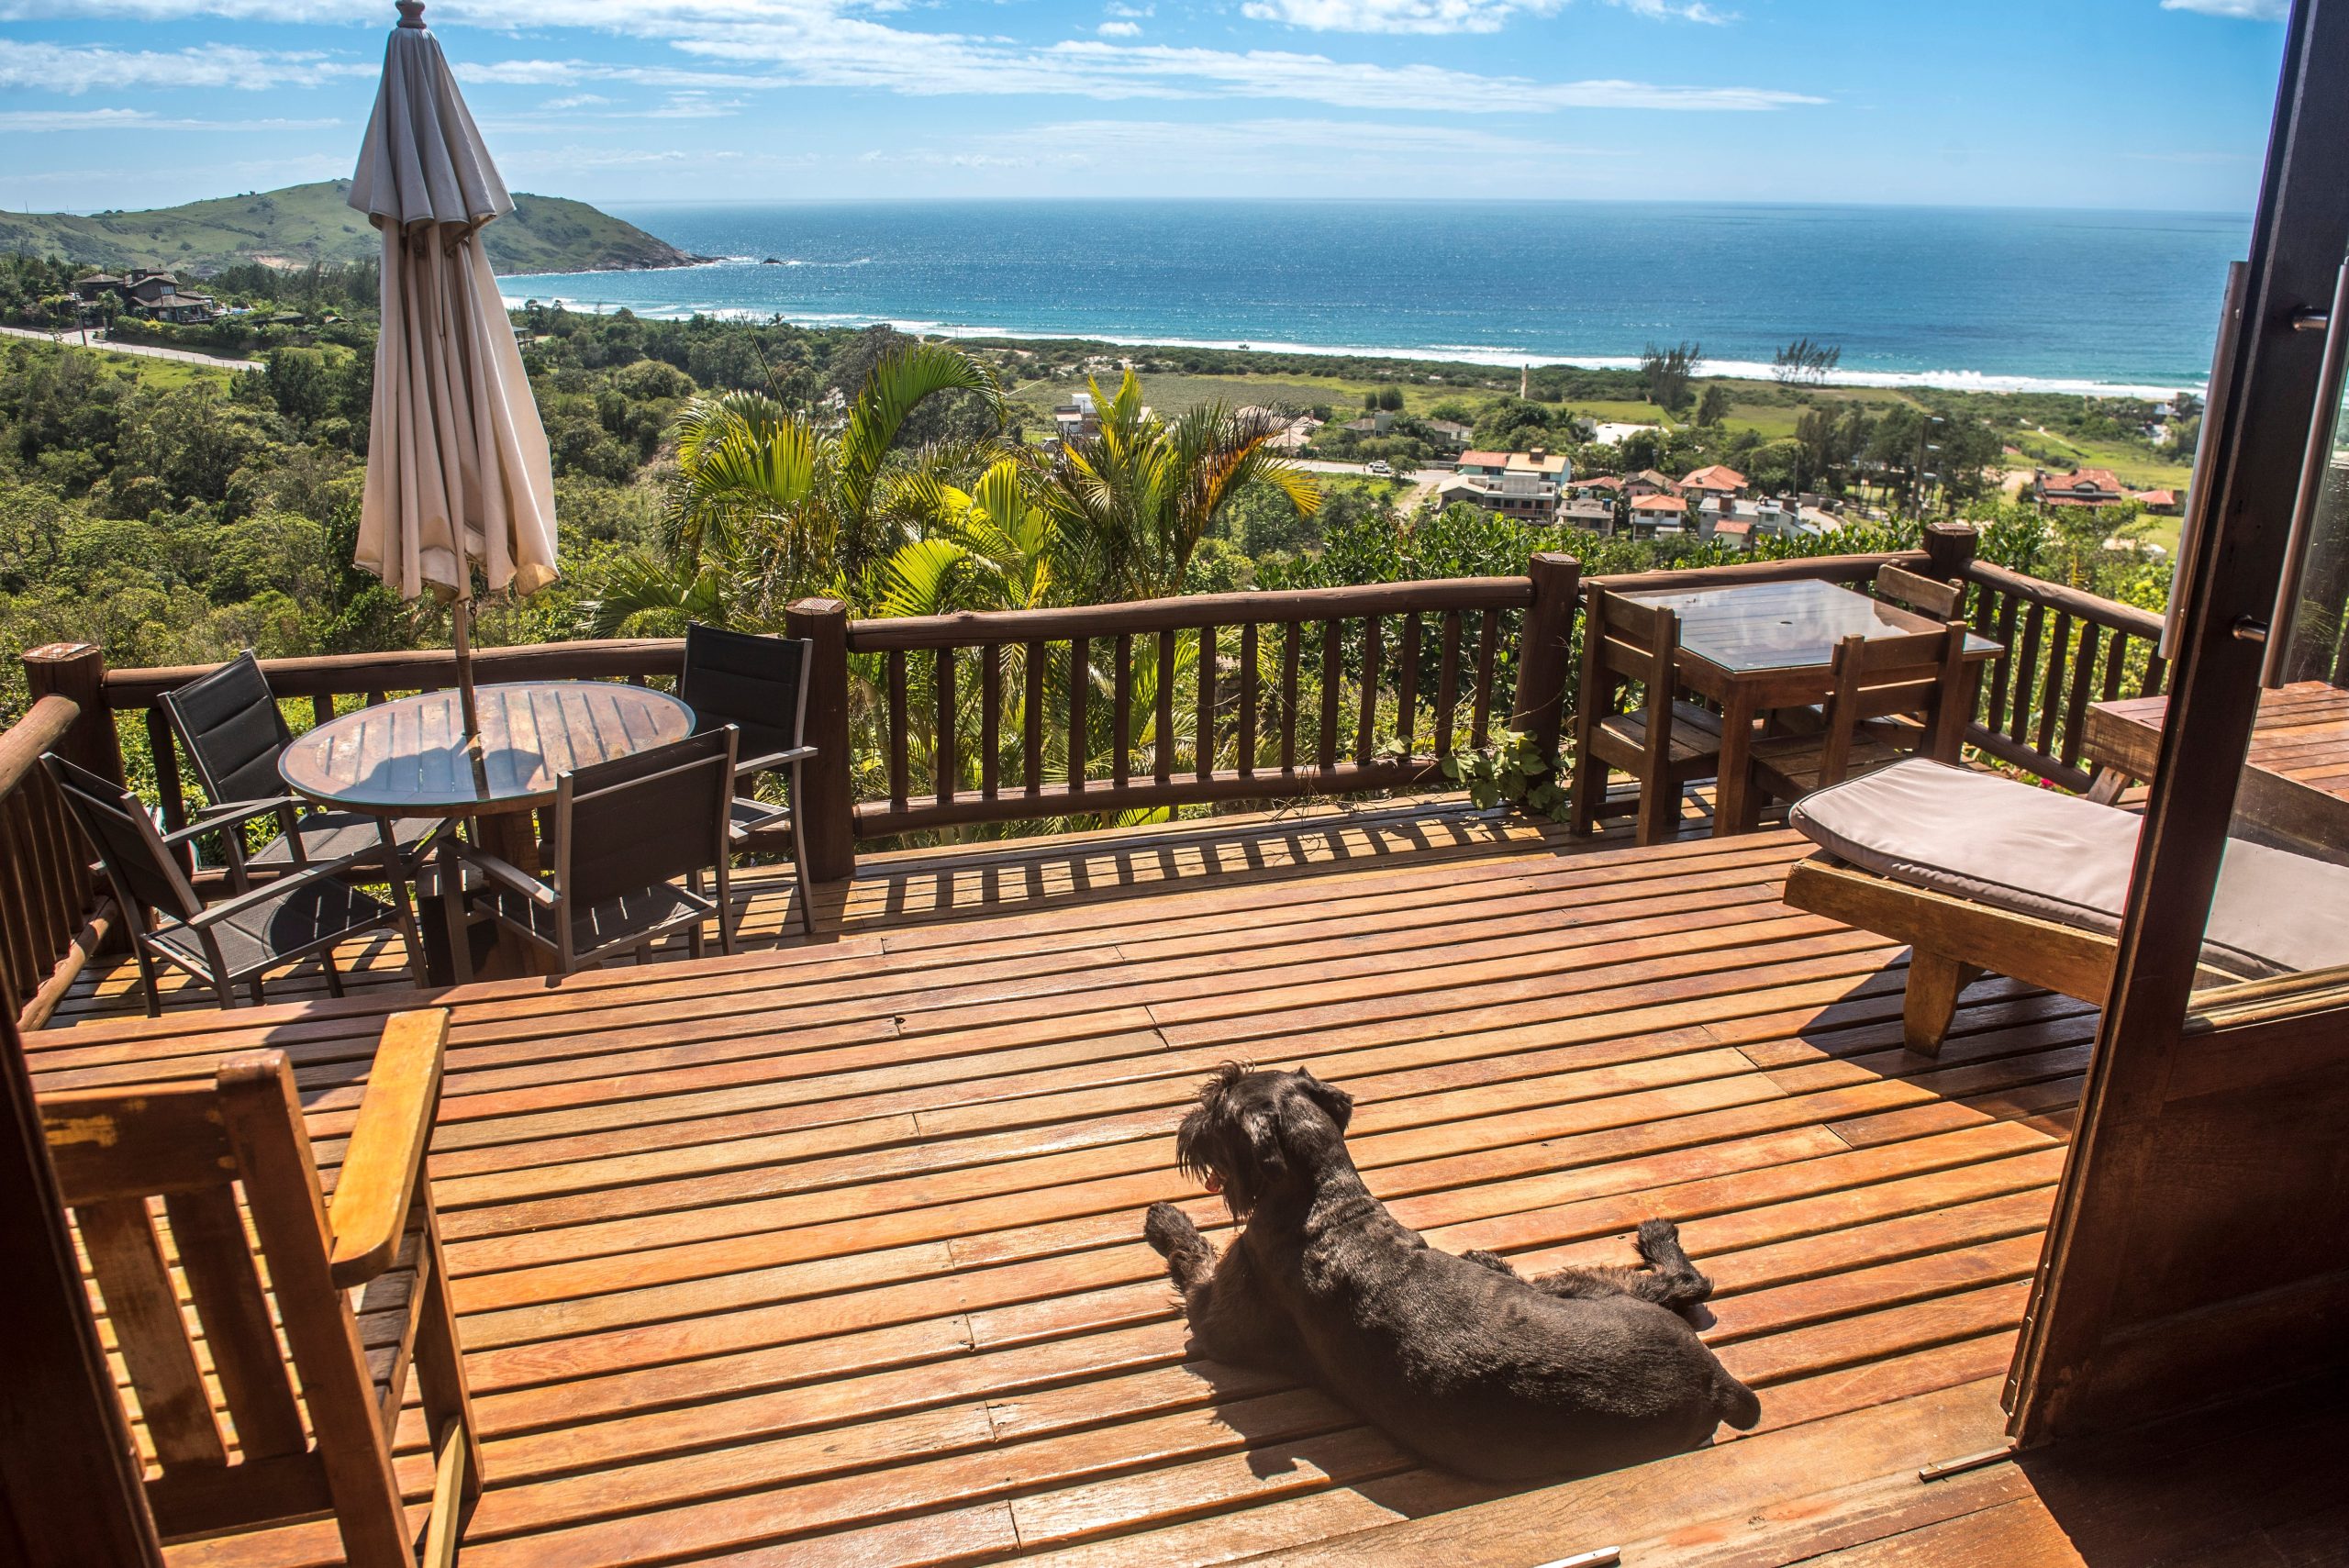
[280, 680, 695, 973]
[1615, 577, 2004, 835]
[2084, 680, 2349, 856]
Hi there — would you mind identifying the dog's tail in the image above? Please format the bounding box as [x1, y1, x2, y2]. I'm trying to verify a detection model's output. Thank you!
[1712, 1368, 1762, 1431]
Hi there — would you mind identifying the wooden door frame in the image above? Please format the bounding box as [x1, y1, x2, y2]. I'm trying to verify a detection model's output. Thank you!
[0, 1008, 161, 1564]
[2009, 0, 2349, 1443]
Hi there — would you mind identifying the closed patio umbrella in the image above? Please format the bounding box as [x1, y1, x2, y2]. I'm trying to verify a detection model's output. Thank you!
[350, 0, 557, 741]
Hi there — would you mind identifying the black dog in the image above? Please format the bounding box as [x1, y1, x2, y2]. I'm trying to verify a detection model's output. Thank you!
[1143, 1064, 1761, 1483]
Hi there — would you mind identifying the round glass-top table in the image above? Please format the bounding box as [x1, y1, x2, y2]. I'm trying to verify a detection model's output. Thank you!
[281, 681, 695, 817]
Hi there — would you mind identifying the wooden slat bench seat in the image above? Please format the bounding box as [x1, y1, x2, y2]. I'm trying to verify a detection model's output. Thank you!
[28, 804, 2130, 1568]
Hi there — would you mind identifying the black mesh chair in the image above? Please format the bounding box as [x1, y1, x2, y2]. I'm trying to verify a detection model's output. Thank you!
[679, 622, 818, 937]
[445, 728, 739, 976]
[161, 651, 444, 892]
[44, 754, 427, 1014]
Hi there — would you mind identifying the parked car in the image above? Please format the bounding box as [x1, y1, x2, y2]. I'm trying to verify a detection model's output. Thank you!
[1366, 461, 1394, 476]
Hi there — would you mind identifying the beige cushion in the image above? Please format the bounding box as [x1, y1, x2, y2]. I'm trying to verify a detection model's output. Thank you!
[1788, 759, 2349, 981]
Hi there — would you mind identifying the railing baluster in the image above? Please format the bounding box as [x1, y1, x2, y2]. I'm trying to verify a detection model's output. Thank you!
[1024, 639, 1046, 795]
[1280, 622, 1302, 773]
[1196, 626, 1216, 782]
[1397, 612, 1421, 757]
[0, 806, 39, 1008]
[2008, 602, 2045, 746]
[980, 644, 1001, 800]
[2061, 622, 2102, 770]
[1113, 632, 1133, 790]
[1986, 590, 2021, 734]
[2101, 632, 2130, 703]
[1156, 628, 1177, 784]
[935, 646, 957, 806]
[1356, 617, 1379, 764]
[1319, 619, 1341, 768]
[2035, 611, 2072, 759]
[887, 650, 909, 812]
[2143, 649, 2168, 697]
[1070, 636, 1090, 795]
[310, 694, 335, 728]
[1435, 611, 1463, 757]
[365, 690, 386, 707]
[1238, 622, 1259, 776]
[1471, 608, 1499, 750]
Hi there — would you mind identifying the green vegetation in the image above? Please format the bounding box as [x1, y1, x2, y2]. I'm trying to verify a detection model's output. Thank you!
[0, 289, 2177, 840]
[0, 181, 698, 278]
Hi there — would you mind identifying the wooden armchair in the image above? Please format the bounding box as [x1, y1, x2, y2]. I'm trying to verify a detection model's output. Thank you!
[39, 1010, 478, 1567]
[1873, 562, 1965, 621]
[1568, 584, 1725, 845]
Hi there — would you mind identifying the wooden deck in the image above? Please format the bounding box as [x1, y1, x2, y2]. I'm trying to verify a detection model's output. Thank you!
[31, 798, 2128, 1566]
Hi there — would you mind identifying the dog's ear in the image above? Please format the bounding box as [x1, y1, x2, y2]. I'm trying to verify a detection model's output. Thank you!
[1297, 1071, 1353, 1134]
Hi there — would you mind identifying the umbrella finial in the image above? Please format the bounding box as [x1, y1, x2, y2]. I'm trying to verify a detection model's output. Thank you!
[396, 0, 427, 27]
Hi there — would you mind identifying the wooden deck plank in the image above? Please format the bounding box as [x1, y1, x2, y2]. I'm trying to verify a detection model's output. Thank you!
[28, 800, 2115, 1568]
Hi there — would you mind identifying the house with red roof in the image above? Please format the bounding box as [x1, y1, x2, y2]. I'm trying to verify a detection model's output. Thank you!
[1680, 464, 1748, 500]
[2035, 468, 2129, 507]
[1627, 492, 1691, 537]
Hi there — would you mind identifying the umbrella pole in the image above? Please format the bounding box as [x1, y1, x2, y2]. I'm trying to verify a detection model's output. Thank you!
[451, 595, 484, 743]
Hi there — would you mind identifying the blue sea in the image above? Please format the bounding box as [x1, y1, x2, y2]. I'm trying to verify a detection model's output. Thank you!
[501, 201, 2250, 397]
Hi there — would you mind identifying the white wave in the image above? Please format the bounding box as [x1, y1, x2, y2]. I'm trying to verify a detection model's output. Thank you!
[493, 294, 2204, 398]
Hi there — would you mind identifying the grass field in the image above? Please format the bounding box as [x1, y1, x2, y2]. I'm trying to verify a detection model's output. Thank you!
[4, 338, 239, 392]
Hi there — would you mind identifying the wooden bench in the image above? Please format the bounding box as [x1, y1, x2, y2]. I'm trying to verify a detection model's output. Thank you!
[1783, 853, 2120, 1053]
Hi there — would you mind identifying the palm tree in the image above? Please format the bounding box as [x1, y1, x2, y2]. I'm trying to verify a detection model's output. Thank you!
[1042, 370, 1319, 602]
[875, 458, 1059, 617]
[577, 342, 1005, 633]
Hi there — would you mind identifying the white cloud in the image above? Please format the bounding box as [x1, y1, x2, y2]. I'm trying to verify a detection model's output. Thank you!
[0, 0, 1798, 119]
[539, 93, 612, 109]
[0, 39, 374, 93]
[1240, 0, 1725, 33]
[1098, 19, 1141, 36]
[0, 107, 342, 130]
[2160, 0, 2286, 17]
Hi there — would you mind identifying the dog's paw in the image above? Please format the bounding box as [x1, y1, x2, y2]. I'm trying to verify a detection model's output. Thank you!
[1144, 1201, 1199, 1257]
[1634, 1218, 1682, 1261]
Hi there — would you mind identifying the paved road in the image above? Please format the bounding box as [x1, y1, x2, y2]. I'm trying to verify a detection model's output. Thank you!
[1288, 456, 1444, 512]
[0, 324, 262, 373]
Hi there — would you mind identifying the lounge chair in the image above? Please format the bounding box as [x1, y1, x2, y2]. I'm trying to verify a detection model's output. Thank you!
[1782, 759, 2349, 1051]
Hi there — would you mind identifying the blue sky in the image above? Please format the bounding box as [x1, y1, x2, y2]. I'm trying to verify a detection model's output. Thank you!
[0, 0, 2294, 214]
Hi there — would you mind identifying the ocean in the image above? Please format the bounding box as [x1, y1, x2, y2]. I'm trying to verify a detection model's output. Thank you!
[500, 201, 2251, 397]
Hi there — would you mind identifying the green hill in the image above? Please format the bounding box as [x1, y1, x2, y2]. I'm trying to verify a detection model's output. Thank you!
[0, 181, 702, 277]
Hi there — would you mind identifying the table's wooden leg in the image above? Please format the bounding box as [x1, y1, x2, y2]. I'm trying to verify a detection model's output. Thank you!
[1712, 690, 1759, 837]
[474, 810, 552, 978]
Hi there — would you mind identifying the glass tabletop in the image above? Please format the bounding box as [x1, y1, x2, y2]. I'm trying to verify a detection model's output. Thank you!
[1617, 577, 2000, 675]
[280, 681, 695, 814]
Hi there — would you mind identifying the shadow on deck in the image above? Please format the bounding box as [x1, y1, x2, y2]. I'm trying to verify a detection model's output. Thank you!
[25, 793, 2175, 1567]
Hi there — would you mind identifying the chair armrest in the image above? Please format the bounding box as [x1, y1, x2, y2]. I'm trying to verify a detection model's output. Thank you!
[736, 745, 815, 780]
[328, 1010, 449, 1289]
[184, 843, 396, 927]
[448, 839, 559, 908]
[163, 795, 301, 845]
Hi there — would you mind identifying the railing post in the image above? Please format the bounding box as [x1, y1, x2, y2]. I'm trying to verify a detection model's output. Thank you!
[1922, 521, 1980, 582]
[784, 597, 856, 883]
[21, 643, 123, 789]
[1508, 552, 1583, 761]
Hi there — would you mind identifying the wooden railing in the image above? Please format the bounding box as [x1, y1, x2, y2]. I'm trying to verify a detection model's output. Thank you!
[6, 530, 2177, 933]
[829, 571, 1573, 843]
[1955, 559, 2168, 792]
[0, 675, 111, 1031]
